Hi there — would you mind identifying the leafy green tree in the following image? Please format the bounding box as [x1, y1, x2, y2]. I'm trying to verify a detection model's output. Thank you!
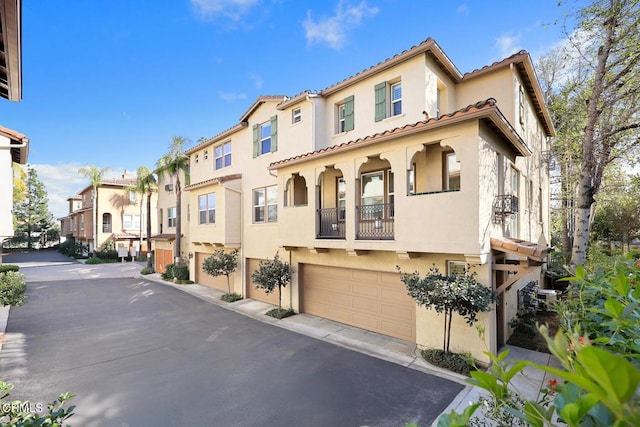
[132, 166, 157, 268]
[156, 137, 190, 263]
[13, 166, 55, 250]
[202, 249, 239, 295]
[398, 266, 495, 353]
[561, 0, 640, 268]
[251, 252, 292, 310]
[78, 165, 108, 256]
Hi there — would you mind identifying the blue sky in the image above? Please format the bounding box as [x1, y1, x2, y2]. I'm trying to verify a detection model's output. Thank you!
[3, 0, 572, 218]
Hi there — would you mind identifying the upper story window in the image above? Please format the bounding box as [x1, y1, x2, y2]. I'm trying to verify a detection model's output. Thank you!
[198, 193, 216, 224]
[167, 207, 176, 228]
[102, 213, 112, 233]
[253, 185, 277, 223]
[215, 141, 232, 170]
[360, 170, 394, 219]
[519, 85, 525, 126]
[253, 116, 278, 157]
[292, 108, 302, 124]
[336, 95, 354, 133]
[124, 214, 141, 230]
[204, 150, 209, 160]
[444, 152, 460, 190]
[129, 190, 136, 202]
[375, 80, 401, 122]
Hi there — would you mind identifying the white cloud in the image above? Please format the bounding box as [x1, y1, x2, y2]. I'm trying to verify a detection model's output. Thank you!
[303, 1, 379, 50]
[25, 163, 127, 220]
[219, 91, 248, 102]
[456, 4, 470, 16]
[191, 0, 260, 21]
[495, 33, 522, 58]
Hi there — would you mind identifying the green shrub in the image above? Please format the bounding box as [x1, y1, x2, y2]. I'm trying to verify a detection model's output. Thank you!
[0, 271, 27, 306]
[173, 264, 189, 281]
[421, 349, 474, 376]
[221, 292, 243, 303]
[0, 381, 75, 424]
[265, 308, 296, 319]
[140, 266, 154, 275]
[0, 265, 19, 273]
[508, 306, 538, 337]
[84, 257, 104, 265]
[95, 249, 118, 260]
[161, 264, 175, 280]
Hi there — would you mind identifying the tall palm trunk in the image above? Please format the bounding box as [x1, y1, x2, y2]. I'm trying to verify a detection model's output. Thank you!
[175, 174, 182, 263]
[146, 187, 153, 268]
[92, 185, 98, 256]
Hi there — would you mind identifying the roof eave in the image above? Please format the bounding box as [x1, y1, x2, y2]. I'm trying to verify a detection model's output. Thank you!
[269, 102, 526, 170]
[1, 0, 23, 101]
[320, 38, 462, 97]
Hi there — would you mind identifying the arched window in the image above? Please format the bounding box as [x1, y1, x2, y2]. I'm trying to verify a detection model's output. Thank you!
[102, 213, 112, 233]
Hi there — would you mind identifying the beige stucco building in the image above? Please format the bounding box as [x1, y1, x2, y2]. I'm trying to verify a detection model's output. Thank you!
[162, 37, 554, 362]
[63, 175, 158, 256]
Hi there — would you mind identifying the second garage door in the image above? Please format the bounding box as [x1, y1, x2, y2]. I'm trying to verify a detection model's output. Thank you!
[301, 264, 415, 342]
[195, 252, 233, 292]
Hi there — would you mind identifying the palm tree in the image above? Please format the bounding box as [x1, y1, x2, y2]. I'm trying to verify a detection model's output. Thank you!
[78, 165, 108, 256]
[156, 136, 189, 263]
[133, 166, 157, 269]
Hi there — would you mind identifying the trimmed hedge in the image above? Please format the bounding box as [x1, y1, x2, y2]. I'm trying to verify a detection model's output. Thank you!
[0, 265, 19, 273]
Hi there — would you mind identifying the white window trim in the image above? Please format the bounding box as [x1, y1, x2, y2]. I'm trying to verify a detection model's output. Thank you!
[167, 208, 176, 228]
[253, 185, 277, 223]
[390, 81, 402, 117]
[292, 108, 302, 124]
[260, 122, 272, 155]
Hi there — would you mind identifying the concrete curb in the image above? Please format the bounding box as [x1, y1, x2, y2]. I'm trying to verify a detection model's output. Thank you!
[0, 305, 9, 353]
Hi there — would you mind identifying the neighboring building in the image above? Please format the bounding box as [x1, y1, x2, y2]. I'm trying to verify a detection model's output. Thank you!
[59, 195, 82, 240]
[174, 37, 555, 362]
[152, 169, 188, 273]
[68, 174, 158, 256]
[1, 1, 25, 259]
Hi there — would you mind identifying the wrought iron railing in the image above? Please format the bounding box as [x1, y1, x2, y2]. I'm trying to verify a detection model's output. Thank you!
[356, 203, 394, 240]
[493, 194, 519, 223]
[317, 207, 346, 239]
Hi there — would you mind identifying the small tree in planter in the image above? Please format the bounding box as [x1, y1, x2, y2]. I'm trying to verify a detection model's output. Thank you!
[202, 249, 241, 302]
[398, 265, 495, 373]
[251, 252, 294, 319]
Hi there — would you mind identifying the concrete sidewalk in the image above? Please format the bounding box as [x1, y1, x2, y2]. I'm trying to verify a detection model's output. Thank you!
[136, 272, 562, 424]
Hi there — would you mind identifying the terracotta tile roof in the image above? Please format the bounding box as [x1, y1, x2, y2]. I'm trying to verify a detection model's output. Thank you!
[239, 95, 288, 123]
[319, 37, 462, 96]
[151, 233, 176, 241]
[99, 177, 138, 187]
[113, 232, 141, 239]
[185, 173, 242, 191]
[491, 237, 552, 262]
[186, 123, 247, 155]
[0, 125, 28, 142]
[462, 50, 554, 137]
[276, 90, 320, 110]
[269, 98, 529, 170]
[1, 125, 29, 164]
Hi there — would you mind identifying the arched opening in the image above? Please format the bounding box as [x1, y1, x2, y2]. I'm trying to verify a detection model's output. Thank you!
[407, 143, 461, 196]
[316, 166, 345, 238]
[102, 213, 112, 233]
[285, 173, 308, 207]
[357, 156, 393, 239]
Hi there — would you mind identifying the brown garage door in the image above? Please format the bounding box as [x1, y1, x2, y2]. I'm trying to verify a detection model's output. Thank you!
[155, 249, 173, 274]
[301, 264, 415, 342]
[195, 252, 233, 292]
[246, 258, 280, 305]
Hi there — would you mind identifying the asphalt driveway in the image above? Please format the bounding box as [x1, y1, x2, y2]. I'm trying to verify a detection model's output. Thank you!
[1, 252, 463, 426]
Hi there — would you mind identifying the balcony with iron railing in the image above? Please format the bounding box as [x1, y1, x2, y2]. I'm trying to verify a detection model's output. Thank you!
[317, 207, 346, 239]
[356, 203, 394, 240]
